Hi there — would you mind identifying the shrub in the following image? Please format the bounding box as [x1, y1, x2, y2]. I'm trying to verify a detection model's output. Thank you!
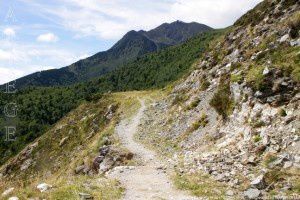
[210, 76, 234, 119]
[263, 153, 277, 167]
[246, 65, 265, 91]
[264, 169, 285, 185]
[278, 108, 287, 117]
[187, 98, 200, 110]
[292, 67, 300, 82]
[250, 120, 265, 128]
[230, 62, 242, 71]
[200, 78, 210, 91]
[253, 135, 262, 143]
[288, 12, 300, 39]
[231, 74, 243, 83]
[191, 113, 209, 131]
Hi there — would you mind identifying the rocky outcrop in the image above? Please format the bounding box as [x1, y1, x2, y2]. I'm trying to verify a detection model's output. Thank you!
[73, 145, 133, 175]
[137, 1, 300, 198]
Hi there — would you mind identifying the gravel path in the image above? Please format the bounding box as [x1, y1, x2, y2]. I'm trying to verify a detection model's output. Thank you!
[107, 99, 199, 200]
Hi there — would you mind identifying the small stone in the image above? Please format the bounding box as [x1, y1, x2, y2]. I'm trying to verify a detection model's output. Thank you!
[283, 161, 293, 169]
[263, 67, 270, 75]
[251, 174, 266, 189]
[59, 137, 69, 147]
[79, 192, 93, 200]
[279, 34, 289, 43]
[2, 188, 14, 197]
[8, 197, 19, 200]
[290, 39, 300, 47]
[36, 183, 52, 192]
[244, 188, 261, 199]
[226, 190, 234, 196]
[99, 146, 110, 156]
[75, 165, 85, 174]
[92, 156, 104, 171]
[254, 91, 263, 97]
[247, 155, 257, 164]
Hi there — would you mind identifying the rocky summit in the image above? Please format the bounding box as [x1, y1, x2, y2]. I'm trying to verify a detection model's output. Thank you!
[0, 0, 299, 199]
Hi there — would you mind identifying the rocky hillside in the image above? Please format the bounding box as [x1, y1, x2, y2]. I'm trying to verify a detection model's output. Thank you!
[0, 0, 299, 199]
[9, 21, 212, 89]
[136, 0, 300, 199]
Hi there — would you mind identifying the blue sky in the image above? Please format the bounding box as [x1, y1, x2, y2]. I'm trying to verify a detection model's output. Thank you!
[0, 0, 262, 84]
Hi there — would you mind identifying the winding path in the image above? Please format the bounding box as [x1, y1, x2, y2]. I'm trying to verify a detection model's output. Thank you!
[107, 99, 199, 200]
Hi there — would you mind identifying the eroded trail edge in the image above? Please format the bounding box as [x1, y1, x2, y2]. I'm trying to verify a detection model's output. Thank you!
[107, 99, 198, 200]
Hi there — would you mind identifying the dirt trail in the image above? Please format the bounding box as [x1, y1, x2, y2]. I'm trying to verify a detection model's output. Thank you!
[107, 99, 199, 200]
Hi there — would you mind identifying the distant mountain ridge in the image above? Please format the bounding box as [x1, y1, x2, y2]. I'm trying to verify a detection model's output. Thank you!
[10, 21, 213, 89]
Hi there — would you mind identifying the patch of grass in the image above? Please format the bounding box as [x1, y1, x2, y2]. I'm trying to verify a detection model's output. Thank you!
[200, 78, 210, 91]
[187, 98, 200, 110]
[263, 153, 277, 167]
[293, 182, 300, 193]
[174, 173, 225, 199]
[230, 62, 242, 71]
[246, 65, 265, 91]
[191, 113, 209, 131]
[264, 169, 285, 185]
[12, 176, 123, 200]
[231, 73, 243, 83]
[250, 120, 265, 128]
[172, 93, 187, 106]
[234, 0, 273, 27]
[278, 108, 287, 117]
[210, 76, 234, 119]
[267, 46, 300, 82]
[253, 135, 262, 143]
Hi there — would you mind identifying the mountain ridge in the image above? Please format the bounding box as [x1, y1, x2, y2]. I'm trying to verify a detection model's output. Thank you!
[8, 21, 213, 89]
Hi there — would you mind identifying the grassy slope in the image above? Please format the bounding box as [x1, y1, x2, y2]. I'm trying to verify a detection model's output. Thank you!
[0, 91, 162, 199]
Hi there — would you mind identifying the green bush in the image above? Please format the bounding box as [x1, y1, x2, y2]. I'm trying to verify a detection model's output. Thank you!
[246, 65, 265, 91]
[187, 98, 200, 110]
[231, 74, 243, 83]
[200, 78, 210, 91]
[288, 12, 300, 39]
[210, 76, 234, 119]
[191, 113, 209, 131]
[253, 135, 262, 143]
[278, 108, 287, 117]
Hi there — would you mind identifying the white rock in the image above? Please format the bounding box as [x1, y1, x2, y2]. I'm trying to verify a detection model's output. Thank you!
[290, 39, 300, 47]
[283, 161, 293, 169]
[226, 190, 234, 196]
[263, 67, 270, 75]
[279, 34, 289, 43]
[244, 188, 261, 199]
[37, 183, 52, 192]
[250, 174, 266, 189]
[8, 197, 19, 200]
[254, 91, 263, 97]
[2, 188, 14, 197]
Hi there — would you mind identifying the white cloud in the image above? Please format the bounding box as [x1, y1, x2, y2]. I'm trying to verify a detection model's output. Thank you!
[37, 32, 59, 42]
[0, 67, 25, 84]
[78, 53, 90, 60]
[23, 0, 262, 40]
[0, 49, 12, 60]
[0, 39, 85, 84]
[3, 28, 16, 37]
